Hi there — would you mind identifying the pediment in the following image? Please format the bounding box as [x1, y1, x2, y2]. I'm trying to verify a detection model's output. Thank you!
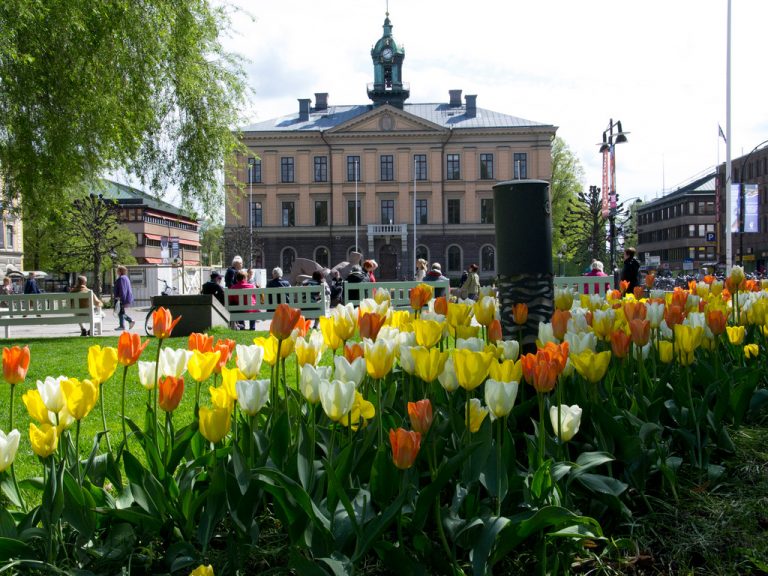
[327, 105, 444, 135]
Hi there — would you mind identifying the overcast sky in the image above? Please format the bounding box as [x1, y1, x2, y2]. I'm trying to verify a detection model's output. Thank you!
[221, 0, 767, 204]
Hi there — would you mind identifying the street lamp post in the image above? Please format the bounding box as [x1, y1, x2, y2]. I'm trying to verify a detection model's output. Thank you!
[248, 158, 255, 269]
[599, 119, 629, 286]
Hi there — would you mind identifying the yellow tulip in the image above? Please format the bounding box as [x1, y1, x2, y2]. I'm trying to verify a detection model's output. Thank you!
[30, 422, 58, 458]
[279, 334, 296, 359]
[189, 565, 214, 576]
[319, 316, 343, 351]
[744, 343, 759, 359]
[658, 340, 674, 364]
[364, 338, 397, 380]
[571, 350, 612, 384]
[23, 389, 51, 424]
[453, 348, 494, 391]
[331, 304, 357, 342]
[209, 385, 233, 410]
[61, 378, 99, 421]
[187, 350, 221, 382]
[467, 398, 489, 433]
[413, 319, 443, 349]
[456, 325, 481, 340]
[591, 309, 615, 341]
[554, 287, 574, 311]
[220, 366, 243, 401]
[295, 332, 325, 367]
[726, 325, 746, 346]
[673, 324, 703, 366]
[412, 347, 449, 383]
[253, 336, 278, 367]
[388, 310, 413, 331]
[199, 406, 231, 443]
[87, 345, 118, 385]
[446, 302, 473, 329]
[339, 391, 376, 430]
[489, 359, 522, 384]
[473, 295, 497, 326]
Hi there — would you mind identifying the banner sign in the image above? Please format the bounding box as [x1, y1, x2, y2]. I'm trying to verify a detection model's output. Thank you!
[609, 147, 617, 210]
[601, 149, 610, 218]
[730, 184, 741, 233]
[171, 237, 180, 258]
[744, 184, 759, 233]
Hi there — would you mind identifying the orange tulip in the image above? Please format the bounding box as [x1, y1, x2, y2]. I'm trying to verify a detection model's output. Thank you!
[3, 346, 30, 385]
[294, 315, 312, 338]
[158, 376, 184, 412]
[213, 341, 232, 373]
[520, 345, 565, 394]
[610, 329, 631, 358]
[117, 332, 149, 366]
[644, 272, 656, 289]
[188, 333, 214, 353]
[706, 308, 728, 336]
[358, 312, 387, 341]
[623, 301, 646, 323]
[433, 296, 448, 315]
[216, 338, 237, 355]
[389, 428, 421, 470]
[664, 304, 685, 328]
[488, 319, 502, 342]
[619, 280, 630, 295]
[512, 303, 528, 326]
[407, 399, 433, 435]
[410, 284, 434, 310]
[629, 318, 651, 347]
[270, 304, 302, 340]
[152, 306, 181, 339]
[541, 341, 569, 373]
[633, 286, 645, 300]
[551, 309, 571, 341]
[344, 342, 365, 363]
[670, 288, 688, 310]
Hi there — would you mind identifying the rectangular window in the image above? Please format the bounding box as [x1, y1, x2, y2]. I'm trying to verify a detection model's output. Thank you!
[280, 157, 294, 183]
[380, 155, 394, 181]
[414, 154, 427, 181]
[315, 200, 328, 226]
[5, 225, 12, 249]
[0, 225, 5, 248]
[314, 156, 328, 182]
[415, 199, 428, 225]
[250, 201, 262, 227]
[348, 200, 361, 226]
[282, 201, 295, 227]
[347, 156, 361, 182]
[381, 200, 395, 224]
[513, 153, 527, 179]
[480, 198, 494, 224]
[480, 153, 494, 180]
[247, 157, 261, 183]
[446, 154, 461, 180]
[447, 199, 461, 224]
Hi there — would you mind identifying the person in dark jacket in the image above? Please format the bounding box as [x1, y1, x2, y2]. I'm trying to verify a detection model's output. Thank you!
[224, 255, 243, 289]
[201, 271, 226, 305]
[423, 263, 449, 297]
[329, 269, 344, 307]
[266, 266, 290, 305]
[23, 272, 41, 294]
[620, 247, 641, 293]
[345, 265, 367, 302]
[113, 265, 135, 330]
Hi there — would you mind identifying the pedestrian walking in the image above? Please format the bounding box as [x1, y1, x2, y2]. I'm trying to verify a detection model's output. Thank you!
[113, 265, 135, 331]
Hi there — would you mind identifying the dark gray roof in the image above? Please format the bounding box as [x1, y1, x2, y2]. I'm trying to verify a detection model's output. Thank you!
[241, 103, 551, 132]
[638, 170, 717, 211]
[97, 179, 190, 217]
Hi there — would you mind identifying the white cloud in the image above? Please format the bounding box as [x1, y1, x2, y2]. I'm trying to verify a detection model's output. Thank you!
[221, 0, 768, 202]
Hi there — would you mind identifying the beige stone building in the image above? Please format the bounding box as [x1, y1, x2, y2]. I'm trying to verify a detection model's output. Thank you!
[226, 14, 556, 281]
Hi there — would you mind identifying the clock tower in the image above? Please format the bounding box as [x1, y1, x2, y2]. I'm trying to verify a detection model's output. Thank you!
[367, 13, 409, 109]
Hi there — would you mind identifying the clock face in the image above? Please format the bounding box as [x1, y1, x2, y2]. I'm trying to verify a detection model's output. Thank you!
[382, 48, 393, 60]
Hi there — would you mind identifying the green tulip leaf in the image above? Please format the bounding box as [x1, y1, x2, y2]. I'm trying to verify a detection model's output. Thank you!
[0, 537, 34, 562]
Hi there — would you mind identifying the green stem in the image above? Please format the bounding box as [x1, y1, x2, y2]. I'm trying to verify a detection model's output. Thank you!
[153, 340, 163, 452]
[249, 414, 256, 466]
[75, 420, 82, 486]
[377, 378, 383, 448]
[8, 383, 15, 431]
[686, 369, 702, 470]
[164, 411, 172, 465]
[99, 382, 112, 453]
[537, 393, 546, 469]
[496, 417, 503, 516]
[120, 365, 129, 454]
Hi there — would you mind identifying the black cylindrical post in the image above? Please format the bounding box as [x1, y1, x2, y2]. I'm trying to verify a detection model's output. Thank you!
[493, 179, 553, 353]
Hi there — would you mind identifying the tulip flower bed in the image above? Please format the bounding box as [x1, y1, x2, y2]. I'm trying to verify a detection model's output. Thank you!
[1, 270, 767, 575]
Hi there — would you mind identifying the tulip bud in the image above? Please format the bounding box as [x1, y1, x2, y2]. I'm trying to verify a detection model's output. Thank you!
[549, 404, 582, 442]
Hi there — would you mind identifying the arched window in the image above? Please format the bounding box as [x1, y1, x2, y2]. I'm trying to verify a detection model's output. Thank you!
[480, 245, 496, 272]
[416, 244, 429, 263]
[314, 246, 330, 268]
[281, 247, 296, 274]
[447, 245, 462, 274]
[252, 249, 264, 269]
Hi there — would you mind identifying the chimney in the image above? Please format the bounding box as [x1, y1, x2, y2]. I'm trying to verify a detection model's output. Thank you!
[298, 98, 311, 121]
[314, 92, 328, 111]
[449, 89, 462, 108]
[465, 94, 477, 118]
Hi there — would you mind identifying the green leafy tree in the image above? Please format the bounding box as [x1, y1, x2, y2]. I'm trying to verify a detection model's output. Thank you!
[199, 221, 224, 267]
[550, 137, 585, 270]
[0, 0, 248, 217]
[559, 185, 608, 274]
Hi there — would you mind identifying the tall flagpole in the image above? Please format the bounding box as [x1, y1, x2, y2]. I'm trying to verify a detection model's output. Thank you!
[413, 161, 417, 279]
[355, 159, 359, 253]
[725, 0, 733, 273]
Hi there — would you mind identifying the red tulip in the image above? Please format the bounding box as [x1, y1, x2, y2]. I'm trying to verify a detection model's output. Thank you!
[389, 428, 421, 470]
[3, 346, 30, 385]
[152, 307, 181, 339]
[358, 312, 387, 341]
[117, 332, 148, 366]
[488, 319, 502, 342]
[407, 399, 433, 435]
[158, 376, 184, 412]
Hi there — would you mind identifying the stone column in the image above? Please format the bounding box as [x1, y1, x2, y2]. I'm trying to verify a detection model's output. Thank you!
[492, 179, 553, 353]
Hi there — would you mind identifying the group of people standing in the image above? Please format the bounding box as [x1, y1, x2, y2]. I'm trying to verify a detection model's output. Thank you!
[582, 247, 641, 292]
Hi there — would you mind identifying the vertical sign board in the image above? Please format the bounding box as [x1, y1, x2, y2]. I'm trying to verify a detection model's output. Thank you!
[744, 184, 759, 233]
[171, 237, 180, 259]
[730, 184, 741, 233]
[601, 149, 610, 218]
[609, 147, 617, 210]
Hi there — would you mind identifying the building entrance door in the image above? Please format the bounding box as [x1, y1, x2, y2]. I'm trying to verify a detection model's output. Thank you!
[378, 244, 398, 280]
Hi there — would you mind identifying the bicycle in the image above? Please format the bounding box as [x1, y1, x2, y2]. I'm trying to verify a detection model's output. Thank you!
[145, 279, 178, 336]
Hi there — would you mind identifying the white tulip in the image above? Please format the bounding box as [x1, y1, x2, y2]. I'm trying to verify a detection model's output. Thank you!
[236, 379, 270, 416]
[549, 404, 583, 442]
[537, 322, 557, 346]
[564, 331, 597, 355]
[396, 330, 416, 349]
[236, 344, 265, 379]
[631, 342, 652, 361]
[456, 337, 486, 352]
[333, 356, 366, 388]
[0, 429, 20, 473]
[398, 345, 418, 375]
[319, 379, 356, 421]
[138, 361, 158, 390]
[300, 365, 332, 404]
[646, 301, 666, 329]
[377, 326, 400, 343]
[36, 376, 67, 412]
[484, 379, 519, 419]
[498, 340, 520, 362]
[159, 348, 191, 378]
[438, 356, 459, 392]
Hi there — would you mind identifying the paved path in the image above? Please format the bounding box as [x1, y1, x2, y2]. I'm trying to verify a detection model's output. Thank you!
[2, 307, 273, 340]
